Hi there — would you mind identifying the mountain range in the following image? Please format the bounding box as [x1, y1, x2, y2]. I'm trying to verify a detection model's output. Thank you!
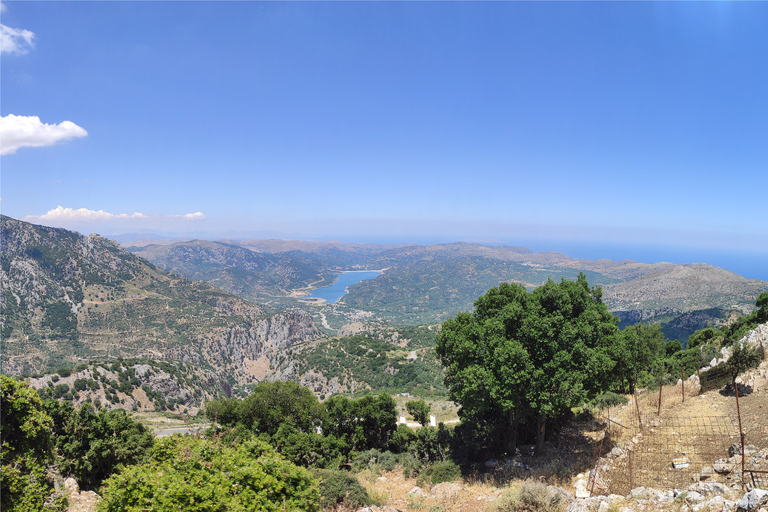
[3, 215, 766, 407]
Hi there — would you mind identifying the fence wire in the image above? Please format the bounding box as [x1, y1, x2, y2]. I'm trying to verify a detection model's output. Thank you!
[587, 365, 768, 496]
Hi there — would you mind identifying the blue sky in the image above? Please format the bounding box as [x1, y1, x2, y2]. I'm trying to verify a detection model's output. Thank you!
[2, 2, 767, 280]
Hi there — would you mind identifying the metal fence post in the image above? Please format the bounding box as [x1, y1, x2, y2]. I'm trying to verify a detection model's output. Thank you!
[734, 377, 745, 491]
[681, 369, 685, 403]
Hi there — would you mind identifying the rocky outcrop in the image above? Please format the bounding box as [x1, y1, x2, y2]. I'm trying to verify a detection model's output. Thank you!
[564, 483, 768, 512]
[199, 309, 318, 379]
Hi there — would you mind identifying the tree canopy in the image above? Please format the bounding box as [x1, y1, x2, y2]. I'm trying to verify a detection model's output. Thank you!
[436, 274, 621, 455]
[405, 399, 431, 426]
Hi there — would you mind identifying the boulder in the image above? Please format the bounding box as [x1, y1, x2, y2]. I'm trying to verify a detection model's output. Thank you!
[407, 487, 427, 498]
[730, 444, 759, 457]
[714, 458, 734, 474]
[737, 489, 768, 512]
[430, 482, 462, 499]
[566, 496, 604, 512]
[687, 482, 734, 499]
[630, 487, 652, 500]
[64, 477, 80, 495]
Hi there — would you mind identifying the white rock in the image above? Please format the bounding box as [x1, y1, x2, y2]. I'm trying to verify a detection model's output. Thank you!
[64, 477, 80, 495]
[737, 489, 768, 512]
[407, 487, 427, 498]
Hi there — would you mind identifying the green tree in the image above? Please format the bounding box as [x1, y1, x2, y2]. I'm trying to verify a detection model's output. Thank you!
[322, 395, 358, 444]
[45, 401, 154, 490]
[405, 399, 431, 426]
[322, 393, 398, 452]
[97, 436, 319, 512]
[612, 323, 666, 394]
[757, 291, 768, 322]
[353, 393, 398, 451]
[208, 381, 324, 437]
[1, 376, 65, 512]
[437, 274, 620, 456]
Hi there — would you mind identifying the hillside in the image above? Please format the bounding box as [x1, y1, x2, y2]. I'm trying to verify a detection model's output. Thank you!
[601, 263, 766, 312]
[127, 239, 335, 303]
[0, 216, 319, 386]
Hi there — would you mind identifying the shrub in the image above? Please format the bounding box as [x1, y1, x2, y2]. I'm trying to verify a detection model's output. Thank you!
[98, 436, 318, 512]
[490, 480, 567, 512]
[311, 469, 371, 509]
[350, 448, 399, 473]
[400, 452, 424, 479]
[591, 392, 628, 410]
[416, 460, 461, 487]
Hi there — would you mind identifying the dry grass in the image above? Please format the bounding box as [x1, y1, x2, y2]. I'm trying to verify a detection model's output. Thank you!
[356, 469, 501, 512]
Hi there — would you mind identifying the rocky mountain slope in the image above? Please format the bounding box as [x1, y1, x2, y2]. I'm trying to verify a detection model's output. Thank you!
[127, 239, 335, 302]
[0, 216, 319, 384]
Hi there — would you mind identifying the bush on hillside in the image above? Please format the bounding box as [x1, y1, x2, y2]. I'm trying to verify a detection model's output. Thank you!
[491, 480, 567, 512]
[98, 436, 318, 512]
[591, 392, 628, 411]
[311, 469, 372, 509]
[415, 460, 461, 487]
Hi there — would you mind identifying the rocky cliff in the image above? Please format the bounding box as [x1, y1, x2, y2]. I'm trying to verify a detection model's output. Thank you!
[0, 216, 319, 384]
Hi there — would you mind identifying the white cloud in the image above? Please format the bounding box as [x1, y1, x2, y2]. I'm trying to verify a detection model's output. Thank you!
[0, 115, 88, 155]
[25, 206, 205, 224]
[1, 14, 35, 55]
[168, 212, 205, 220]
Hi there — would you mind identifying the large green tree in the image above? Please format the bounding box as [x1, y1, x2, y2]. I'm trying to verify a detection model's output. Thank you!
[611, 323, 666, 393]
[207, 380, 325, 437]
[436, 274, 620, 456]
[45, 401, 154, 490]
[1, 376, 65, 512]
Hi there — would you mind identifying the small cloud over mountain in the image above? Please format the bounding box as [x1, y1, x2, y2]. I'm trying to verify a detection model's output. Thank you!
[0, 115, 88, 155]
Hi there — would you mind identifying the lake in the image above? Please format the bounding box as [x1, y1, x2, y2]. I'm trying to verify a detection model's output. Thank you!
[308, 271, 381, 304]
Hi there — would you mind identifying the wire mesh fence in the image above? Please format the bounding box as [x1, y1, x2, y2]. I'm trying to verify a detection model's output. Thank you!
[586, 364, 768, 496]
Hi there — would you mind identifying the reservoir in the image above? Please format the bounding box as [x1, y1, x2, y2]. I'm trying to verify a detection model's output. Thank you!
[308, 271, 381, 304]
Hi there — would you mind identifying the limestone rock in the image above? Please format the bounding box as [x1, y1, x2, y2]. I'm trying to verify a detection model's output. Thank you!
[630, 487, 652, 500]
[64, 477, 80, 495]
[737, 489, 768, 512]
[714, 458, 734, 474]
[408, 486, 427, 498]
[431, 482, 462, 499]
[730, 443, 759, 457]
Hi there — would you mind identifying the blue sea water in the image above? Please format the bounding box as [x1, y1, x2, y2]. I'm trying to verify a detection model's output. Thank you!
[308, 271, 382, 303]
